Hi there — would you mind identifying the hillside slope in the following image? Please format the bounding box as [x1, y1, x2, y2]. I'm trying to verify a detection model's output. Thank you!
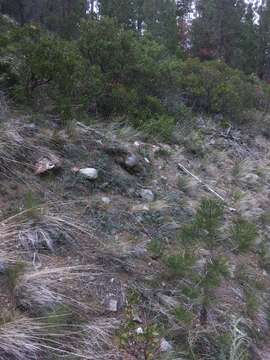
[0, 102, 270, 359]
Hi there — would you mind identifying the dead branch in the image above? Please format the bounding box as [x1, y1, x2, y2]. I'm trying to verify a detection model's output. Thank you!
[177, 162, 236, 212]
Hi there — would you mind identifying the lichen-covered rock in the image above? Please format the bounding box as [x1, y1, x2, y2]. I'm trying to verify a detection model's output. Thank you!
[160, 338, 173, 352]
[139, 189, 154, 202]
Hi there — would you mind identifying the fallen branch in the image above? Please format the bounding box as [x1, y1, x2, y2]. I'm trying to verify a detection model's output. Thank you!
[177, 163, 236, 212]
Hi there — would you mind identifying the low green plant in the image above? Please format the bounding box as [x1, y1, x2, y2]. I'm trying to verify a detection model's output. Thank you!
[139, 114, 176, 142]
[4, 262, 25, 290]
[174, 306, 194, 325]
[230, 218, 257, 252]
[177, 176, 189, 193]
[245, 291, 259, 317]
[120, 296, 162, 360]
[201, 257, 229, 290]
[179, 198, 224, 247]
[45, 304, 75, 327]
[182, 285, 201, 300]
[148, 238, 164, 259]
[166, 251, 196, 278]
[24, 190, 41, 218]
[195, 199, 224, 239]
[182, 130, 205, 158]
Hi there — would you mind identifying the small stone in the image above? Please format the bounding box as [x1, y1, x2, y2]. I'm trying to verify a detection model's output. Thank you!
[194, 258, 207, 274]
[133, 314, 143, 323]
[125, 154, 139, 168]
[0, 260, 6, 273]
[79, 168, 98, 180]
[131, 204, 150, 212]
[144, 157, 150, 164]
[229, 264, 237, 278]
[135, 327, 144, 335]
[106, 298, 118, 312]
[160, 338, 173, 352]
[242, 173, 260, 186]
[101, 196, 111, 205]
[198, 248, 211, 257]
[152, 145, 161, 153]
[140, 189, 154, 202]
[34, 155, 61, 175]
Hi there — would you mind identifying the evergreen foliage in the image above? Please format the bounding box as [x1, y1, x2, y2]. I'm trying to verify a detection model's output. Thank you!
[1, 1, 270, 132]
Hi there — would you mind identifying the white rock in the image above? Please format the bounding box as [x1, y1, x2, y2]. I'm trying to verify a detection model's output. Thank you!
[106, 298, 118, 312]
[133, 314, 143, 323]
[131, 204, 150, 212]
[0, 260, 6, 273]
[160, 338, 173, 352]
[140, 189, 154, 202]
[79, 168, 98, 180]
[144, 157, 150, 164]
[101, 196, 111, 205]
[136, 327, 144, 335]
[125, 154, 139, 168]
[242, 173, 260, 186]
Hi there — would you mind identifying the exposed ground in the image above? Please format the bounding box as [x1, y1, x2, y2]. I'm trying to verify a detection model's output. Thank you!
[1, 103, 270, 359]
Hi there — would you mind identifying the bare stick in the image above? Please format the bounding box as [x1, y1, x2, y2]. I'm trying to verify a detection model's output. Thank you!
[177, 163, 236, 211]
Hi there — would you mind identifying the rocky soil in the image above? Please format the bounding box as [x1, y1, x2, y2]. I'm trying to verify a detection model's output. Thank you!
[0, 108, 270, 359]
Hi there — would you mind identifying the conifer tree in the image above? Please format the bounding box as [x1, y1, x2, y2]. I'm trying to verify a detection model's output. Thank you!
[258, 0, 270, 80]
[191, 0, 246, 64]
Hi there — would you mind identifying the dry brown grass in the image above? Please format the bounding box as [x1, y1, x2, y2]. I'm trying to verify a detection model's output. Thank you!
[15, 265, 105, 314]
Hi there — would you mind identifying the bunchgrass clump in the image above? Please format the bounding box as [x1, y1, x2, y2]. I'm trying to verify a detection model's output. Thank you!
[139, 114, 176, 142]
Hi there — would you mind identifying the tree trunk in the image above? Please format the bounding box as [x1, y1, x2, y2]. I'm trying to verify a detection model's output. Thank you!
[90, 0, 95, 13]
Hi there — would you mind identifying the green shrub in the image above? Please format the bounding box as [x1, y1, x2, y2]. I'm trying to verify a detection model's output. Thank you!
[174, 305, 194, 324]
[45, 304, 75, 327]
[0, 24, 84, 122]
[201, 257, 229, 290]
[181, 59, 258, 120]
[139, 114, 176, 142]
[166, 251, 196, 278]
[196, 199, 224, 237]
[182, 285, 201, 299]
[148, 238, 164, 259]
[98, 84, 139, 116]
[179, 198, 224, 247]
[78, 18, 180, 119]
[1, 16, 270, 124]
[4, 262, 25, 290]
[245, 291, 259, 317]
[230, 218, 258, 252]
